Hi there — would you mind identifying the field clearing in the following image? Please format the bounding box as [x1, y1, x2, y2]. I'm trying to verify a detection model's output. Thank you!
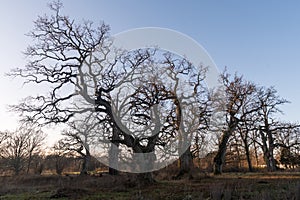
[0, 172, 299, 200]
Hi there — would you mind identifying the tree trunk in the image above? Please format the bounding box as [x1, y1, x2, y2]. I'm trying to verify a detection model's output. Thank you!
[109, 167, 119, 175]
[176, 107, 193, 178]
[244, 143, 253, 172]
[179, 146, 193, 173]
[234, 136, 241, 170]
[108, 143, 119, 175]
[242, 137, 253, 172]
[27, 153, 32, 174]
[213, 131, 231, 175]
[253, 140, 259, 167]
[213, 116, 238, 175]
[174, 96, 193, 178]
[55, 156, 64, 175]
[176, 146, 193, 179]
[137, 172, 155, 185]
[131, 144, 156, 183]
[267, 133, 277, 172]
[14, 158, 21, 175]
[109, 127, 120, 175]
[80, 152, 91, 175]
[262, 148, 276, 172]
[263, 149, 276, 172]
[260, 128, 277, 172]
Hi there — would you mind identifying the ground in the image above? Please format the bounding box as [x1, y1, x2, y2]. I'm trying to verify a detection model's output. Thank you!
[0, 172, 299, 200]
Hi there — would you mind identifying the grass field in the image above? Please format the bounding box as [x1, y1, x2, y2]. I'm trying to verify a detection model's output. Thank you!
[0, 172, 299, 200]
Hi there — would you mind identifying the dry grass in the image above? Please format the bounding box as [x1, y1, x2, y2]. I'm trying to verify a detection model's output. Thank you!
[0, 172, 299, 199]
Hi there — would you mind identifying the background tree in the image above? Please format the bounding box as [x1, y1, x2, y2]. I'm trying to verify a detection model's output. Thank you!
[0, 131, 8, 158]
[31, 154, 45, 175]
[57, 116, 100, 175]
[1, 125, 45, 175]
[5, 131, 27, 175]
[25, 127, 46, 174]
[158, 55, 211, 177]
[235, 105, 259, 172]
[254, 87, 290, 171]
[51, 142, 70, 175]
[277, 124, 300, 169]
[212, 71, 257, 174]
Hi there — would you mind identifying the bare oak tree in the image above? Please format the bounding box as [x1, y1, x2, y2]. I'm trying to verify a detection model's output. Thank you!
[213, 71, 258, 174]
[57, 116, 100, 175]
[9, 2, 210, 183]
[254, 86, 291, 171]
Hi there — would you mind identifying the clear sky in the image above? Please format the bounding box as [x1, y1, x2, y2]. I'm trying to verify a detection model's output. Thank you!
[0, 0, 299, 133]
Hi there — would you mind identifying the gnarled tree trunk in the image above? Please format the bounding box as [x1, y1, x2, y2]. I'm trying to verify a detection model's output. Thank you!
[214, 116, 238, 175]
[80, 151, 91, 175]
[109, 127, 120, 175]
[260, 128, 277, 172]
[176, 146, 193, 179]
[244, 141, 253, 172]
[213, 130, 231, 175]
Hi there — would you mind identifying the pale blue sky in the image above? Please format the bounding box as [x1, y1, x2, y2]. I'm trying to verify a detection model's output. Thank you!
[0, 1, 299, 132]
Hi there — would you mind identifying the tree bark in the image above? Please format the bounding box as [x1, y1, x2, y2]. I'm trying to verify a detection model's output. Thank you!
[137, 172, 155, 185]
[244, 141, 253, 172]
[213, 130, 231, 175]
[179, 146, 193, 173]
[108, 143, 119, 175]
[253, 140, 259, 167]
[109, 127, 120, 175]
[27, 153, 32, 174]
[213, 116, 238, 175]
[266, 132, 277, 172]
[131, 143, 156, 184]
[80, 151, 91, 175]
[260, 128, 277, 172]
[263, 149, 276, 172]
[176, 146, 193, 179]
[241, 135, 253, 172]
